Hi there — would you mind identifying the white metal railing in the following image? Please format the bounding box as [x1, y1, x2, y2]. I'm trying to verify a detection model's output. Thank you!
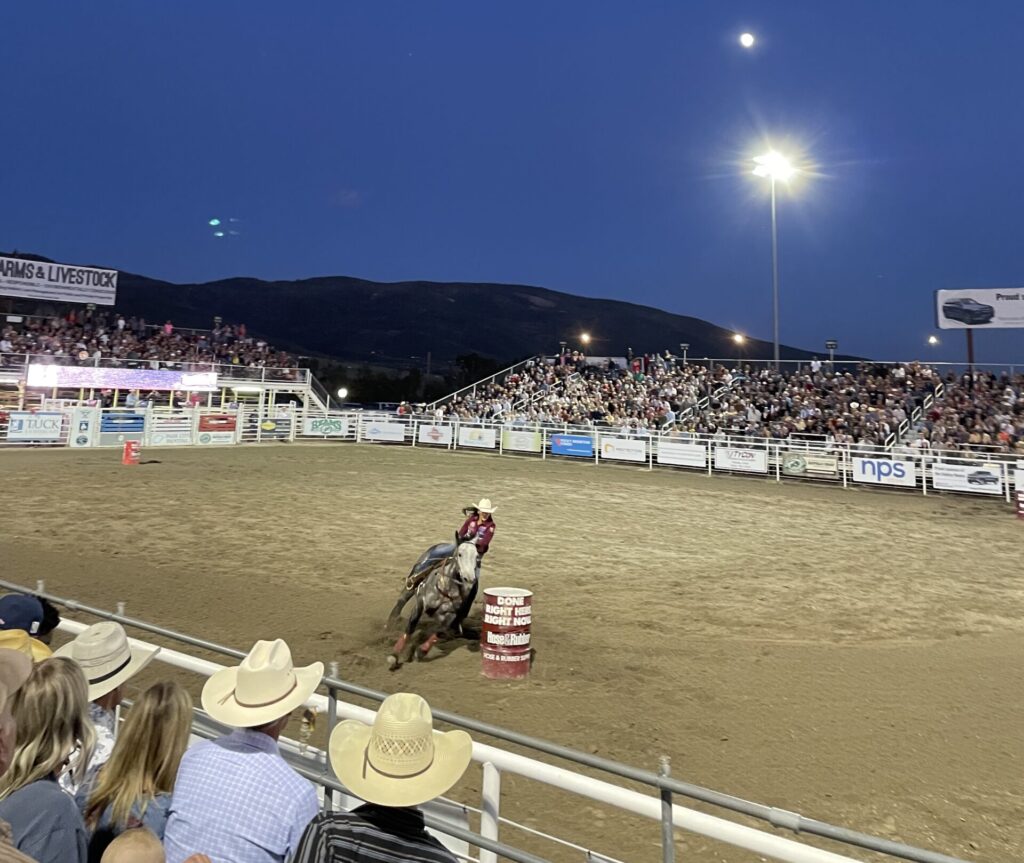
[14, 584, 969, 863]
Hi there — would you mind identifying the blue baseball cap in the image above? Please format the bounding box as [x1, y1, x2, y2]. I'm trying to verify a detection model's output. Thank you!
[0, 595, 44, 636]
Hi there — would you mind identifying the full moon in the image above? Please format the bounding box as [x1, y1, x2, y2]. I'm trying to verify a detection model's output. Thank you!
[739, 32, 755, 48]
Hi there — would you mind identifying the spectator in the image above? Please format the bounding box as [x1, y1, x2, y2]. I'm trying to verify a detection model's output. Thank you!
[0, 656, 94, 863]
[0, 649, 34, 863]
[162, 639, 323, 863]
[0, 596, 52, 662]
[99, 829, 163, 863]
[56, 623, 160, 795]
[293, 692, 472, 863]
[78, 681, 192, 860]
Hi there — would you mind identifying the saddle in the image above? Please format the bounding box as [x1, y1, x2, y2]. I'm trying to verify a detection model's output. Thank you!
[404, 556, 447, 592]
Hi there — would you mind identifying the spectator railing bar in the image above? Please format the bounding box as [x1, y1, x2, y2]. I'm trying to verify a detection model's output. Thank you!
[426, 356, 547, 411]
[11, 580, 973, 863]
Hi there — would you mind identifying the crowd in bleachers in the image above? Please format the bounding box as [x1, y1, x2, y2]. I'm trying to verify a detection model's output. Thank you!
[438, 351, 1024, 453]
[0, 593, 468, 863]
[0, 310, 294, 371]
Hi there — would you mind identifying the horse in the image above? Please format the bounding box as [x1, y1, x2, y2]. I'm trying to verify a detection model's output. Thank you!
[387, 537, 479, 669]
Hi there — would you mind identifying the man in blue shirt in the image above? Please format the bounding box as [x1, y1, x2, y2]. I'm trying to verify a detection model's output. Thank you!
[163, 639, 324, 863]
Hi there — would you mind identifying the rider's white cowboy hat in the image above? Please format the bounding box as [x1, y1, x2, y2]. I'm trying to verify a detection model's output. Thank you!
[330, 692, 472, 807]
[475, 498, 497, 514]
[55, 621, 160, 701]
[202, 639, 323, 727]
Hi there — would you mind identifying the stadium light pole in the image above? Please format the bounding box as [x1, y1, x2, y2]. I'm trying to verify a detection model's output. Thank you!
[752, 151, 797, 370]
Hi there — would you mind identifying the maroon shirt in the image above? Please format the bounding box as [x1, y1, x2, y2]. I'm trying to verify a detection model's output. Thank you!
[459, 515, 495, 555]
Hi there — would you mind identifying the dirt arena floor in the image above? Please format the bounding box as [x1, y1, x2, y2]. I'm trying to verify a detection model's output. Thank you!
[1, 443, 1021, 862]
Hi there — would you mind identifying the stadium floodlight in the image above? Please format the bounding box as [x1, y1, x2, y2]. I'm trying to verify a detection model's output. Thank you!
[580, 332, 592, 346]
[753, 150, 799, 370]
[732, 333, 746, 344]
[337, 387, 349, 399]
[927, 335, 939, 346]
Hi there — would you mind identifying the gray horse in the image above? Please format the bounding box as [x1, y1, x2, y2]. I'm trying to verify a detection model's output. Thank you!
[387, 537, 479, 669]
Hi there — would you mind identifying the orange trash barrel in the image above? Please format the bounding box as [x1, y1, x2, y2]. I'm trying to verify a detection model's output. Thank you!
[480, 587, 532, 680]
[121, 440, 141, 465]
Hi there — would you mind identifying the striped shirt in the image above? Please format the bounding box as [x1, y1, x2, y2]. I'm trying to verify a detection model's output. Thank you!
[163, 729, 319, 863]
[293, 805, 456, 863]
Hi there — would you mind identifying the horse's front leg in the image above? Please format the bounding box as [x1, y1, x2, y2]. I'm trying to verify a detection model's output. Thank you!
[418, 607, 454, 659]
[387, 587, 415, 627]
[388, 597, 424, 669]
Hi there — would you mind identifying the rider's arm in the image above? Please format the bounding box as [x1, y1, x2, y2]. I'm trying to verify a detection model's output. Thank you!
[475, 522, 494, 555]
[458, 516, 475, 539]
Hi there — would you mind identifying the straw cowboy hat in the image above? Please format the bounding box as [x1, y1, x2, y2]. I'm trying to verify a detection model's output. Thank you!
[330, 692, 472, 808]
[0, 648, 32, 709]
[202, 639, 323, 728]
[55, 621, 160, 701]
[475, 498, 496, 514]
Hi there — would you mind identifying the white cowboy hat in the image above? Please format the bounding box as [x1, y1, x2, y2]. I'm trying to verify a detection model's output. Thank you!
[202, 639, 323, 728]
[475, 498, 497, 514]
[330, 692, 472, 807]
[55, 622, 160, 701]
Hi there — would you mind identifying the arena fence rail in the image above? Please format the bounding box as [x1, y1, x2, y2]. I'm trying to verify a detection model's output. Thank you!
[4, 580, 975, 863]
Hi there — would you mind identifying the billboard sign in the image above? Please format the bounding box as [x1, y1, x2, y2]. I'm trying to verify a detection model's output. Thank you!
[931, 462, 1004, 495]
[714, 447, 768, 474]
[302, 417, 349, 437]
[599, 437, 647, 463]
[781, 451, 839, 478]
[149, 415, 193, 446]
[69, 407, 97, 448]
[197, 413, 238, 445]
[458, 427, 497, 449]
[657, 441, 707, 468]
[852, 457, 917, 487]
[936, 288, 1024, 330]
[6, 411, 63, 442]
[550, 434, 594, 458]
[99, 412, 146, 446]
[26, 364, 217, 392]
[501, 429, 542, 453]
[362, 422, 406, 443]
[0, 255, 117, 305]
[417, 424, 453, 446]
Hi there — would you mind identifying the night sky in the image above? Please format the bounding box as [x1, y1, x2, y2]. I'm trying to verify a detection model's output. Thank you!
[4, 2, 1024, 362]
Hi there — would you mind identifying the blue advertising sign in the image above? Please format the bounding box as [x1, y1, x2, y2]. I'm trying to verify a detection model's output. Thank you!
[551, 433, 594, 458]
[100, 413, 146, 433]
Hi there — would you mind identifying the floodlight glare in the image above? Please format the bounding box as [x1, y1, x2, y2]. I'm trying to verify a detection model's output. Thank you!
[752, 151, 796, 182]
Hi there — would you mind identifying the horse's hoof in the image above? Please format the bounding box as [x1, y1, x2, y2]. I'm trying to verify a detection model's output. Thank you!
[386, 655, 399, 670]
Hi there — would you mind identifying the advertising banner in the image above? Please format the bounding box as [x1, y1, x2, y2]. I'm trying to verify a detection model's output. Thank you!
[935, 288, 1024, 330]
[550, 433, 594, 458]
[259, 417, 292, 439]
[149, 415, 193, 446]
[196, 413, 238, 445]
[302, 417, 349, 437]
[362, 421, 406, 443]
[657, 441, 707, 468]
[781, 451, 839, 478]
[417, 424, 453, 446]
[599, 436, 647, 463]
[69, 407, 98, 448]
[0, 255, 118, 305]
[501, 429, 542, 453]
[6, 411, 63, 442]
[98, 412, 146, 446]
[27, 364, 218, 393]
[931, 462, 1004, 495]
[458, 427, 497, 449]
[714, 447, 768, 474]
[852, 457, 917, 487]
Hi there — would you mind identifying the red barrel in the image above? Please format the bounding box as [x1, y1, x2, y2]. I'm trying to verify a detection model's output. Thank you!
[481, 587, 532, 680]
[121, 440, 141, 466]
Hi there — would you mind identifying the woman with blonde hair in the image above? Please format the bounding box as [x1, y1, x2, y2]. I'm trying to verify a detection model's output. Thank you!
[0, 656, 95, 863]
[78, 680, 192, 861]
